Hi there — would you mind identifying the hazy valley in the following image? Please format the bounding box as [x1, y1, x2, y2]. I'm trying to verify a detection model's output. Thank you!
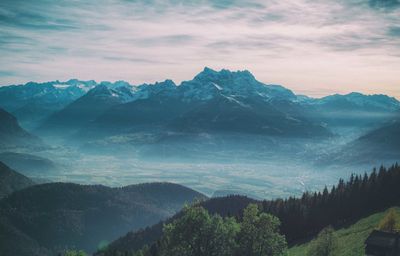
[0, 67, 399, 255]
[1, 68, 398, 200]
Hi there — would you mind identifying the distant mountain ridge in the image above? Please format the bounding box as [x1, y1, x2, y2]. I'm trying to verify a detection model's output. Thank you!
[314, 92, 400, 111]
[38, 81, 139, 135]
[300, 92, 400, 129]
[0, 80, 96, 129]
[323, 118, 400, 164]
[1, 68, 399, 137]
[72, 67, 331, 139]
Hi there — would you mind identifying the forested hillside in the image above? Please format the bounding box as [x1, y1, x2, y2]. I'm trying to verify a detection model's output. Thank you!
[289, 207, 400, 256]
[127, 203, 287, 256]
[0, 182, 205, 256]
[0, 161, 35, 198]
[100, 163, 400, 255]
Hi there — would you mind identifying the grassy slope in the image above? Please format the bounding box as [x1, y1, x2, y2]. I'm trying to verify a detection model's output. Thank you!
[288, 207, 400, 256]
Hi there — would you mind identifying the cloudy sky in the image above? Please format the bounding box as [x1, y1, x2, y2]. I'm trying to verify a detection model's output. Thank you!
[0, 0, 399, 98]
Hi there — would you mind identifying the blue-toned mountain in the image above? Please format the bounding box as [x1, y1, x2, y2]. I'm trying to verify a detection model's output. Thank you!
[300, 92, 400, 130]
[0, 108, 43, 150]
[84, 68, 329, 139]
[38, 81, 138, 136]
[0, 80, 96, 129]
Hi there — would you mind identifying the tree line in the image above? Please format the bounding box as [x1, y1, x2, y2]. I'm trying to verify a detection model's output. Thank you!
[262, 163, 400, 243]
[100, 163, 400, 255]
[118, 204, 287, 256]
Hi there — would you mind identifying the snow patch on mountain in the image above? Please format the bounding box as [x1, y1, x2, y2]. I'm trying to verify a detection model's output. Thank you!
[212, 82, 223, 91]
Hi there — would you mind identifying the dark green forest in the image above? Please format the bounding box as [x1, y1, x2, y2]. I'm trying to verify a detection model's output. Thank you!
[0, 180, 205, 255]
[263, 163, 400, 243]
[100, 163, 400, 255]
[103, 203, 287, 256]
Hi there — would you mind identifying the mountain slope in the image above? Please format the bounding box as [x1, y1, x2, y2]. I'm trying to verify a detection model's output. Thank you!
[0, 182, 205, 255]
[356, 119, 400, 152]
[80, 80, 181, 139]
[0, 216, 51, 256]
[97, 195, 255, 255]
[0, 152, 57, 176]
[288, 207, 400, 256]
[322, 119, 400, 165]
[85, 68, 329, 139]
[38, 82, 137, 136]
[0, 80, 95, 130]
[0, 108, 43, 150]
[301, 93, 400, 130]
[0, 161, 35, 199]
[170, 94, 328, 136]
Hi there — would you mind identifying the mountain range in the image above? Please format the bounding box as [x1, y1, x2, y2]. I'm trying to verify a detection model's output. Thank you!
[1, 67, 399, 163]
[1, 68, 397, 141]
[38, 68, 328, 139]
[1, 68, 400, 256]
[0, 80, 96, 129]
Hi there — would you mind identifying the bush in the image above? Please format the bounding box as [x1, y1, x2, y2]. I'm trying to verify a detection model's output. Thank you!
[307, 226, 338, 256]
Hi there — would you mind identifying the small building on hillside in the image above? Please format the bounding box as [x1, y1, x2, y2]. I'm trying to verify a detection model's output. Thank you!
[365, 230, 400, 256]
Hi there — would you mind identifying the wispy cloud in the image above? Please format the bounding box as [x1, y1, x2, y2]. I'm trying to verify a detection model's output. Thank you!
[0, 0, 399, 98]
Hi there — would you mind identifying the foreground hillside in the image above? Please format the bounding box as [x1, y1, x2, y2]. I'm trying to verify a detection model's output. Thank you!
[99, 164, 400, 255]
[0, 152, 58, 176]
[0, 161, 35, 199]
[0, 182, 205, 256]
[98, 195, 256, 255]
[289, 207, 400, 256]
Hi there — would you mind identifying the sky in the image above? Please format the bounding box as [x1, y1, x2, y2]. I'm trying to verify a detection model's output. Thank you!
[0, 0, 399, 98]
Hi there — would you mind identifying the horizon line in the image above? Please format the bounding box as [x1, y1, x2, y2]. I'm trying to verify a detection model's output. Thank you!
[0, 67, 399, 100]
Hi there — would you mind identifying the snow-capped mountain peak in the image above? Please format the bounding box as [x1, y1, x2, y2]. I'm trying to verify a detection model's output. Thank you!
[179, 67, 296, 102]
[86, 82, 137, 103]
